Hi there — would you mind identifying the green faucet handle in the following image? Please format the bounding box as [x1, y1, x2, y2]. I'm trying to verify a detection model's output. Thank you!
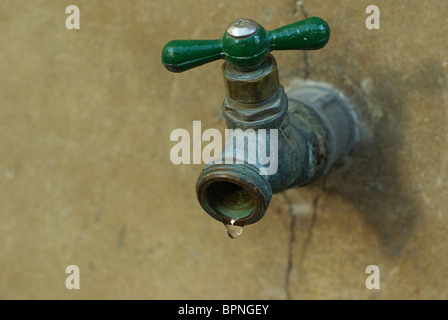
[162, 17, 330, 73]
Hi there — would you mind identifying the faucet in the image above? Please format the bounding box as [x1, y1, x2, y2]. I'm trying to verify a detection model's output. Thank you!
[162, 17, 357, 238]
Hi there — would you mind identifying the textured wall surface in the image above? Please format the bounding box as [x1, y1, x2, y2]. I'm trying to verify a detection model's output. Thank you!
[0, 0, 446, 299]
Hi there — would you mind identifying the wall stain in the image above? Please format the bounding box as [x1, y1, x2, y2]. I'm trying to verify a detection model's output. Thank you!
[323, 58, 446, 257]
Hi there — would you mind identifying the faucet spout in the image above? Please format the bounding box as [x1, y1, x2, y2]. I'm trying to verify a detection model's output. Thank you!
[196, 163, 272, 226]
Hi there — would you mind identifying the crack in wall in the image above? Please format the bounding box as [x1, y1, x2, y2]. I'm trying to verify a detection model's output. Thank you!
[283, 181, 325, 299]
[293, 0, 311, 80]
[283, 193, 296, 300]
[297, 186, 324, 270]
[283, 0, 321, 300]
[293, 0, 308, 18]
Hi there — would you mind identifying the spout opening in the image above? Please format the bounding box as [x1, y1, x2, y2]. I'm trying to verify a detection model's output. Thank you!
[196, 163, 272, 226]
[205, 181, 255, 219]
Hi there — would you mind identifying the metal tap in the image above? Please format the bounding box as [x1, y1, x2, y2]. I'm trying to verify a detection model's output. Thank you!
[162, 17, 357, 238]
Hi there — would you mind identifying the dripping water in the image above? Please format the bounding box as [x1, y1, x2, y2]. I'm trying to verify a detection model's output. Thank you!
[225, 219, 243, 239]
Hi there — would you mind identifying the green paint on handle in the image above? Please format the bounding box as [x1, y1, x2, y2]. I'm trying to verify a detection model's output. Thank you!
[269, 17, 330, 50]
[161, 39, 223, 73]
[161, 17, 330, 72]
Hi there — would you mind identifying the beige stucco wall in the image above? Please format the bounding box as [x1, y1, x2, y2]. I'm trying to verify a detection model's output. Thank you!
[0, 0, 446, 299]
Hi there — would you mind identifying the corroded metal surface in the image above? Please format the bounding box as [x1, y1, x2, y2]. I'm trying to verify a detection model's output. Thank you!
[196, 55, 357, 226]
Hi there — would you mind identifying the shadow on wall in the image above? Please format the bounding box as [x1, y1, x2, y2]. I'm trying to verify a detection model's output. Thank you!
[323, 59, 445, 257]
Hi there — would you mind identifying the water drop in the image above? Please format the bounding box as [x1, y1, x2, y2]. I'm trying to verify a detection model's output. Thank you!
[225, 220, 243, 239]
